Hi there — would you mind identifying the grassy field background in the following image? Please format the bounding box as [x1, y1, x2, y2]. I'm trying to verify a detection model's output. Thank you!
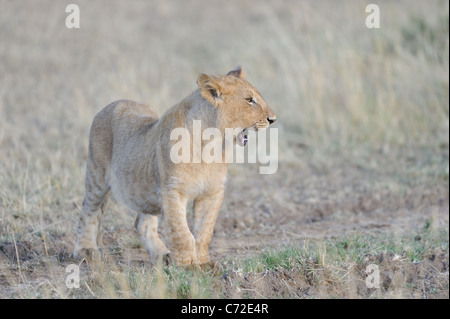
[0, 0, 448, 298]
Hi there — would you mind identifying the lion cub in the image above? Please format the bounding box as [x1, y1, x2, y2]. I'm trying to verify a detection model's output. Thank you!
[74, 67, 276, 267]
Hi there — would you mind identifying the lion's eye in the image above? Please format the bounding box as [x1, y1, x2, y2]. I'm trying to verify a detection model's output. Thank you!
[246, 97, 256, 105]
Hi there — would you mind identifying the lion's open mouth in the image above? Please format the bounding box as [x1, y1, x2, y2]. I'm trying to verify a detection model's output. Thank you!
[237, 128, 248, 147]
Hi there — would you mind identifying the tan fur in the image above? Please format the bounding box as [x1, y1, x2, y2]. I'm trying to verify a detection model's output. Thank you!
[74, 67, 276, 266]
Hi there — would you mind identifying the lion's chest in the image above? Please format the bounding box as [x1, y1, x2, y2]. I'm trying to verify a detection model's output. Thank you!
[171, 163, 228, 199]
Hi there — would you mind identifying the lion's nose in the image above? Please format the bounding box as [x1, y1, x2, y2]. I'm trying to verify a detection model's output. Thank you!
[267, 117, 276, 125]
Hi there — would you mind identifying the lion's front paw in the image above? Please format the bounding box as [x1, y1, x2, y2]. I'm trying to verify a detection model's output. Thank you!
[163, 252, 198, 268]
[196, 250, 211, 265]
[199, 260, 222, 274]
[148, 250, 170, 266]
[73, 247, 102, 261]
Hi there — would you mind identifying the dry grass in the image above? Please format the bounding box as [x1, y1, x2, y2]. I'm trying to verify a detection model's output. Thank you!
[0, 0, 448, 298]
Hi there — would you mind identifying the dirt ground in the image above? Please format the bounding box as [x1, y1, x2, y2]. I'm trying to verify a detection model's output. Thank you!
[1, 146, 448, 298]
[0, 0, 448, 299]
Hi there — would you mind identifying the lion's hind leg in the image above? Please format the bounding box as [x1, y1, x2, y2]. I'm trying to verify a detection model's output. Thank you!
[135, 212, 170, 265]
[74, 197, 109, 260]
[74, 159, 110, 260]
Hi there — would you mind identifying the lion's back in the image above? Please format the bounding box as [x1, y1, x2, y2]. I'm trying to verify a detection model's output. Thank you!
[90, 99, 158, 144]
[87, 100, 159, 175]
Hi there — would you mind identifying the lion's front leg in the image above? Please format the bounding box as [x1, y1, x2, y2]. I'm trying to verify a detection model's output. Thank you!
[162, 191, 197, 266]
[193, 190, 224, 265]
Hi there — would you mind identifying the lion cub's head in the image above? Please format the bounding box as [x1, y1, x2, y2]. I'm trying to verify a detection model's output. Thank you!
[197, 67, 276, 146]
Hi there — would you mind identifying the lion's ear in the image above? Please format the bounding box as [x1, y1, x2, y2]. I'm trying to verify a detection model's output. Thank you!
[227, 66, 245, 79]
[197, 73, 222, 104]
